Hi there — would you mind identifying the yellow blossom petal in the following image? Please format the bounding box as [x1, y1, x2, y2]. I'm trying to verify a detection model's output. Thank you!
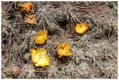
[34, 30, 48, 44]
[75, 23, 89, 35]
[30, 48, 39, 63]
[56, 43, 72, 58]
[30, 48, 50, 67]
[25, 14, 37, 25]
[18, 2, 33, 12]
[35, 54, 50, 67]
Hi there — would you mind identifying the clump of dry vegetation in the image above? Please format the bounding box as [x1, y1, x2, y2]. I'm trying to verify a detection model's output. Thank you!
[2, 1, 117, 79]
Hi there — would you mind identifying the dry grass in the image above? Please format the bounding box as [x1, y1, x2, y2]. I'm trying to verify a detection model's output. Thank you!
[1, 1, 117, 79]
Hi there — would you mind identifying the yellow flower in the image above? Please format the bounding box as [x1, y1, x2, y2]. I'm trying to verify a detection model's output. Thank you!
[75, 23, 89, 35]
[56, 43, 72, 58]
[30, 48, 51, 67]
[25, 14, 37, 25]
[34, 30, 48, 44]
[18, 2, 33, 12]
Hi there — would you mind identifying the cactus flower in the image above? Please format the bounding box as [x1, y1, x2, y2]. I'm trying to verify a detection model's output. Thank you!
[18, 2, 33, 12]
[56, 43, 72, 58]
[30, 48, 51, 67]
[75, 23, 89, 35]
[34, 30, 48, 44]
[25, 14, 37, 25]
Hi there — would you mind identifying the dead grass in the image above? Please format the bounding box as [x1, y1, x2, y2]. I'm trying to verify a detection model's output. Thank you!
[1, 1, 118, 79]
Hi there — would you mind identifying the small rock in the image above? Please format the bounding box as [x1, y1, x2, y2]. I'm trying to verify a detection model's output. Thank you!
[12, 66, 21, 77]
[2, 67, 10, 77]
